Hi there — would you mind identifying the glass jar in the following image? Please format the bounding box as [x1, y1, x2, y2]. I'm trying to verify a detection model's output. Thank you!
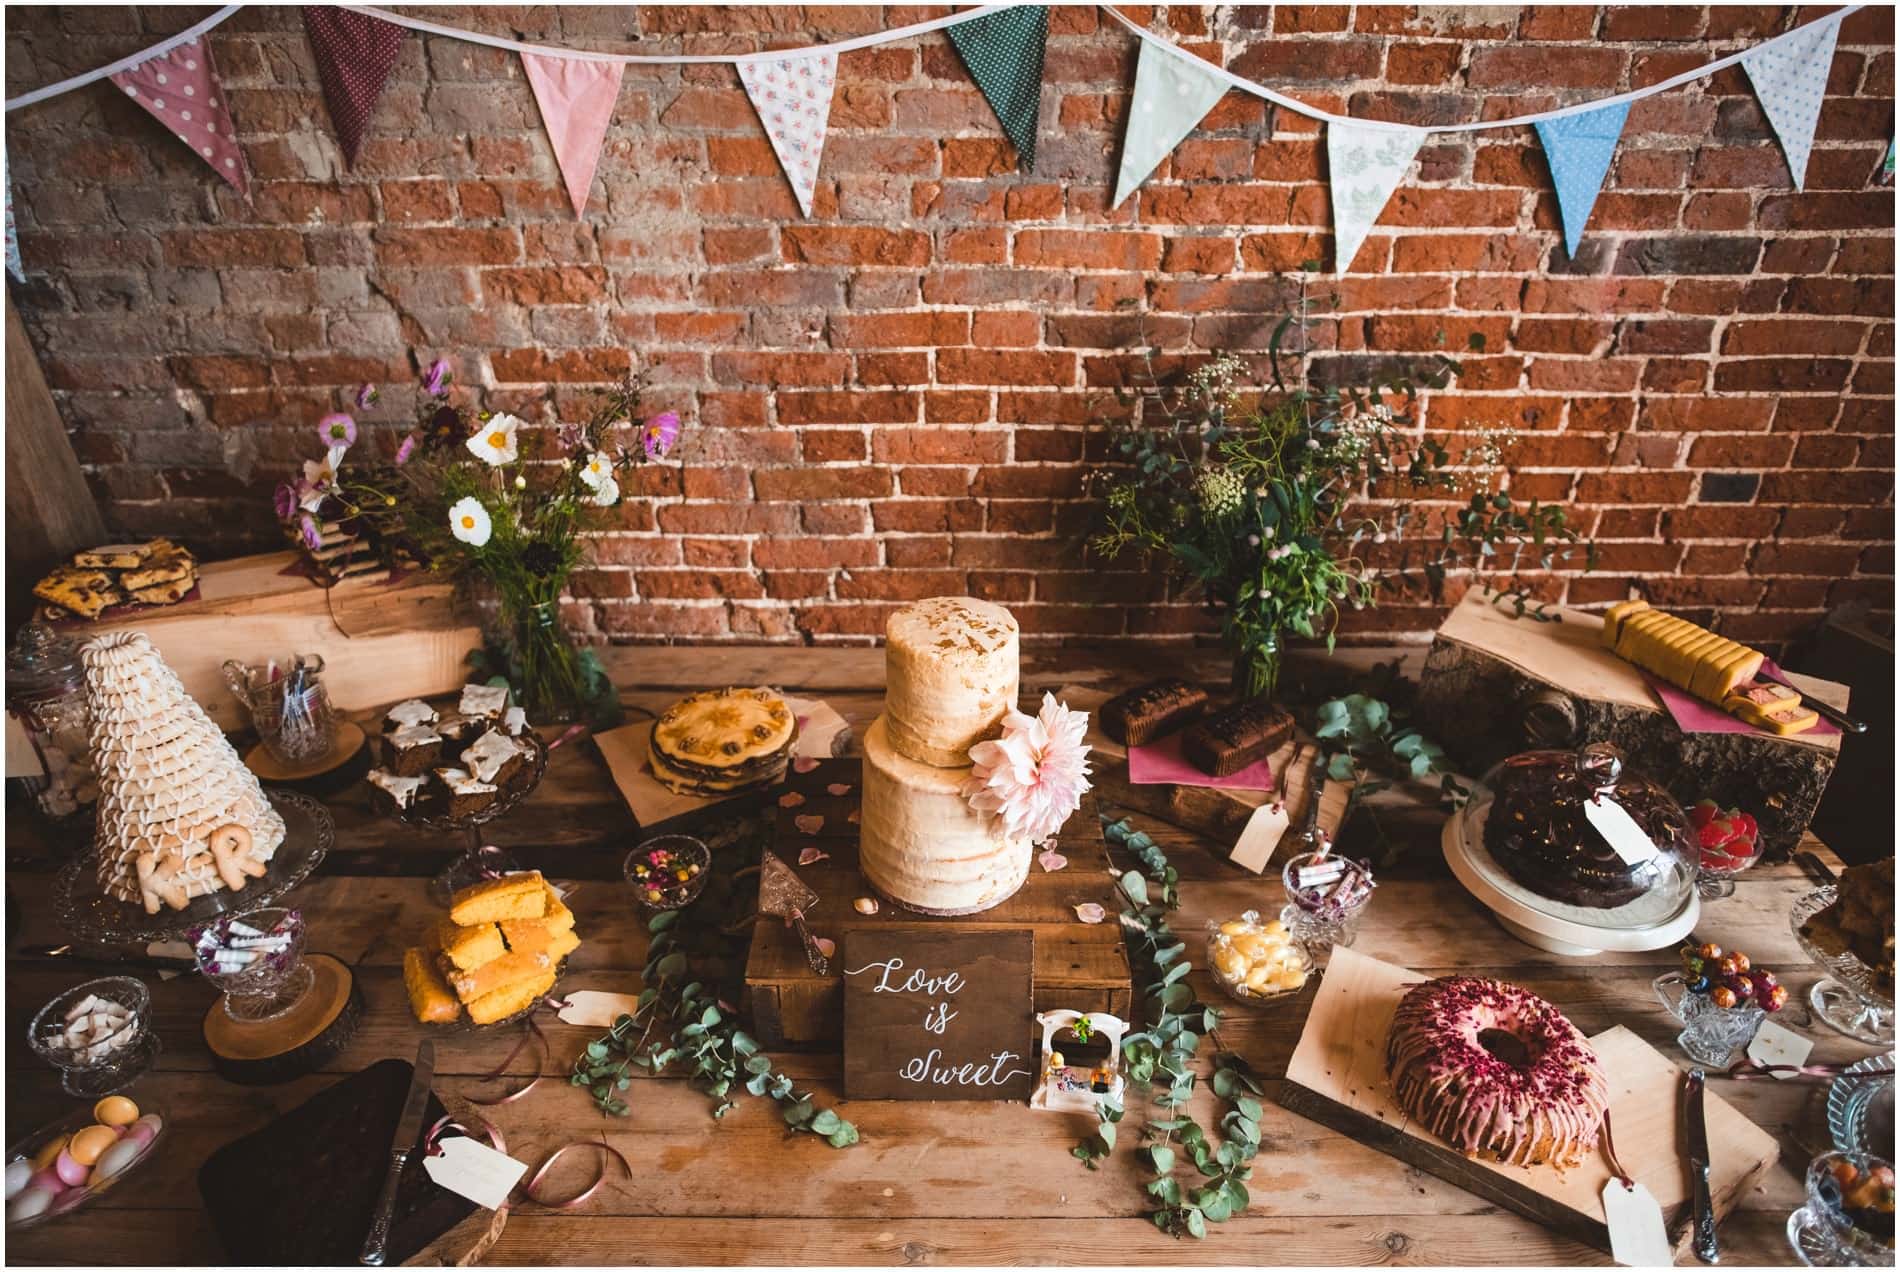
[1280, 851, 1375, 964]
[1480, 742, 1695, 912]
[5, 623, 97, 822]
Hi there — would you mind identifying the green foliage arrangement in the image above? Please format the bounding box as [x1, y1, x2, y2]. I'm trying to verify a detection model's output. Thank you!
[1091, 295, 1594, 699]
[1076, 814, 1266, 1238]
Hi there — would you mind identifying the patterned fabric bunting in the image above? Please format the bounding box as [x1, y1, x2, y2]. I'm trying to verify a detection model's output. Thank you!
[948, 5, 1048, 172]
[1113, 37, 1230, 208]
[737, 50, 838, 218]
[1326, 121, 1426, 273]
[4, 151, 22, 283]
[109, 34, 249, 194]
[1740, 13, 1844, 191]
[522, 53, 624, 217]
[1536, 101, 1631, 260]
[302, 6, 405, 169]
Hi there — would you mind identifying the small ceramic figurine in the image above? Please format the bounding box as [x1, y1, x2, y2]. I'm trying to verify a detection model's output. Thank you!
[1029, 1010, 1127, 1113]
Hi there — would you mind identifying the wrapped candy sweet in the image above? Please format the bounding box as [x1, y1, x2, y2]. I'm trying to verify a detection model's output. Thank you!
[1207, 910, 1311, 1002]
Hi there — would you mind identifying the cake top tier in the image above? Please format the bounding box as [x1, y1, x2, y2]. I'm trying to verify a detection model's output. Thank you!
[884, 596, 1020, 769]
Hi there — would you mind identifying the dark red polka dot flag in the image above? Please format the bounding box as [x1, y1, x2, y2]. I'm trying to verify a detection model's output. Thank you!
[108, 34, 249, 195]
[301, 5, 404, 169]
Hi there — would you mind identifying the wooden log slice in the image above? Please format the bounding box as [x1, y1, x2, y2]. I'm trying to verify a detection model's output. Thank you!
[202, 952, 362, 1085]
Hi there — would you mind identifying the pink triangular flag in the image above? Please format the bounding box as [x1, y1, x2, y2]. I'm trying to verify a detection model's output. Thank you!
[110, 35, 248, 195]
[521, 53, 623, 218]
[737, 50, 838, 217]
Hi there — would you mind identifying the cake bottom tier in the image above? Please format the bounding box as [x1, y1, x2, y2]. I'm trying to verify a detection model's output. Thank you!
[858, 713, 1030, 915]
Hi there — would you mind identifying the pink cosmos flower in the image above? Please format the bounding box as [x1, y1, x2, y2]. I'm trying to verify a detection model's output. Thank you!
[641, 411, 682, 460]
[394, 433, 420, 466]
[318, 412, 357, 447]
[298, 513, 322, 552]
[961, 693, 1092, 846]
[422, 358, 451, 396]
[273, 482, 298, 521]
[355, 383, 379, 409]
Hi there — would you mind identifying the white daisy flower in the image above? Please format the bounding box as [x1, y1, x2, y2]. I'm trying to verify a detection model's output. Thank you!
[465, 413, 523, 466]
[577, 451, 614, 490]
[448, 496, 492, 547]
[590, 475, 621, 507]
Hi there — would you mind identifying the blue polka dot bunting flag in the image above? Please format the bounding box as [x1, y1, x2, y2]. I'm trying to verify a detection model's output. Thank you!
[1740, 13, 1845, 191]
[1536, 100, 1631, 261]
[4, 150, 21, 283]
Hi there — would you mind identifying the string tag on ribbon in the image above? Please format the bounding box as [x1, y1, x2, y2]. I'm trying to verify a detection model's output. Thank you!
[423, 1135, 529, 1210]
[1746, 1018, 1815, 1079]
[1599, 1111, 1670, 1268]
[557, 989, 645, 1028]
[1583, 796, 1658, 867]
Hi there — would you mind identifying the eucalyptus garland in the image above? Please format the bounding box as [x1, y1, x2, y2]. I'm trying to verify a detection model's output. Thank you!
[571, 907, 858, 1148]
[1078, 814, 1266, 1238]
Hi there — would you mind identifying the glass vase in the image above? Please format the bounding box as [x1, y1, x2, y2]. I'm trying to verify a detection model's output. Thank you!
[1231, 631, 1283, 702]
[496, 588, 591, 725]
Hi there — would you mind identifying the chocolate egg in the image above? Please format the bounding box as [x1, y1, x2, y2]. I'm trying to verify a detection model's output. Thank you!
[4, 1160, 31, 1201]
[7, 1185, 56, 1223]
[92, 1096, 139, 1128]
[53, 1149, 88, 1188]
[68, 1124, 118, 1168]
[92, 1137, 144, 1182]
[29, 1135, 66, 1172]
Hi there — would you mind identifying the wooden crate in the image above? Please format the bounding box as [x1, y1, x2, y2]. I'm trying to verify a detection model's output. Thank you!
[1416, 588, 1847, 857]
[66, 552, 482, 732]
[742, 757, 1132, 1047]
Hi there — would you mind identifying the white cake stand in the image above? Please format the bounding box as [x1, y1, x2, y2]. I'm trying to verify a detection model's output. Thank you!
[1442, 793, 1700, 956]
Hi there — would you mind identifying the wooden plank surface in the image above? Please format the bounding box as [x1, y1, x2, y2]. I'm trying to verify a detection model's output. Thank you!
[4, 646, 1878, 1268]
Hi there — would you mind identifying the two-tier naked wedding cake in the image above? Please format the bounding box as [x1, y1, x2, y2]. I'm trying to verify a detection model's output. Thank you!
[859, 597, 1029, 915]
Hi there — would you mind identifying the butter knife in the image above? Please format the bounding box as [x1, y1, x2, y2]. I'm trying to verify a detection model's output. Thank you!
[1754, 666, 1866, 734]
[1684, 1067, 1719, 1264]
[361, 1040, 436, 1266]
[1296, 749, 1328, 851]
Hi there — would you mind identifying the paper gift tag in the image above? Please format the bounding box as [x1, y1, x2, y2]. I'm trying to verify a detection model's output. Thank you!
[4, 713, 42, 779]
[1584, 797, 1659, 867]
[1746, 1017, 1814, 1078]
[557, 989, 644, 1028]
[1228, 800, 1291, 874]
[423, 1136, 528, 1210]
[1602, 1178, 1672, 1268]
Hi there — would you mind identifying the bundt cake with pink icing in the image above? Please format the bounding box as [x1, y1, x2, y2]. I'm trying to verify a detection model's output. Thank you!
[1385, 975, 1608, 1169]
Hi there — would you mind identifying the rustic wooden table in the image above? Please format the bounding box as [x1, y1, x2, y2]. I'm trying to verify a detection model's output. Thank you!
[5, 648, 1881, 1266]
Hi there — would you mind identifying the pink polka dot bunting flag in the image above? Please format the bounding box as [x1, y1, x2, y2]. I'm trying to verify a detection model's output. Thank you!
[110, 35, 248, 195]
[737, 50, 838, 218]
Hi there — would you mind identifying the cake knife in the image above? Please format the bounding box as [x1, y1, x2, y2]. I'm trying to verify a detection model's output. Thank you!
[1684, 1067, 1719, 1264]
[361, 1039, 435, 1266]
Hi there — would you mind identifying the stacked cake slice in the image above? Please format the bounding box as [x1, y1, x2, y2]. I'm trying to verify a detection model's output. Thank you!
[1602, 600, 1818, 734]
[403, 871, 581, 1025]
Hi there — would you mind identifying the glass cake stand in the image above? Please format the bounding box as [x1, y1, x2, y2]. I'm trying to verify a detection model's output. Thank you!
[1792, 886, 1895, 1046]
[1442, 790, 1700, 955]
[53, 790, 334, 945]
[1829, 1055, 1896, 1157]
[385, 730, 549, 904]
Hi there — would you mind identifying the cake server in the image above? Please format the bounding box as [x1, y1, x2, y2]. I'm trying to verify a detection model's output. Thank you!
[758, 849, 829, 976]
[1684, 1067, 1719, 1264]
[361, 1039, 435, 1266]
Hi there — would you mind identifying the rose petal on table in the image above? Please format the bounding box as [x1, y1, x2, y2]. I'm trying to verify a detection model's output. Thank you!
[794, 814, 824, 835]
[792, 756, 820, 773]
[846, 809, 860, 824]
[797, 846, 829, 866]
[826, 783, 853, 797]
[778, 791, 806, 809]
[1073, 902, 1106, 924]
[813, 937, 837, 959]
[1038, 850, 1068, 873]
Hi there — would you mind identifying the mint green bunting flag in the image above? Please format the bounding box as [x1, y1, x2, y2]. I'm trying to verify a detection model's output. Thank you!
[949, 6, 1048, 172]
[1114, 37, 1230, 208]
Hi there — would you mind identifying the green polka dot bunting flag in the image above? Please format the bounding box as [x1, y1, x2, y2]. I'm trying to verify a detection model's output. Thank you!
[947, 5, 1048, 172]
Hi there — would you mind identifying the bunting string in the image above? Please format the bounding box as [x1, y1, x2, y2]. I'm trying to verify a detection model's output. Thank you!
[4, 5, 243, 112]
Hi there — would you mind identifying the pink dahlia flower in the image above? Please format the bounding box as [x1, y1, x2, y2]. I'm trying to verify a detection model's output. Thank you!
[962, 692, 1092, 846]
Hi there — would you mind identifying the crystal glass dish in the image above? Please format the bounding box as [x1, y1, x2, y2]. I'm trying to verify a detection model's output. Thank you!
[1793, 887, 1895, 1046]
[1829, 1056, 1895, 1157]
[27, 977, 157, 1097]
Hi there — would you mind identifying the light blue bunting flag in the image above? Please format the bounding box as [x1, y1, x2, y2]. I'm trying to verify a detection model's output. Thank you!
[1113, 37, 1230, 208]
[1327, 121, 1427, 273]
[4, 151, 20, 284]
[1536, 101, 1630, 260]
[1740, 13, 1843, 191]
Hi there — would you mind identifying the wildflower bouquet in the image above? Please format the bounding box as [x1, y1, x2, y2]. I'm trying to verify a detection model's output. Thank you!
[276, 360, 683, 723]
[1091, 317, 1591, 701]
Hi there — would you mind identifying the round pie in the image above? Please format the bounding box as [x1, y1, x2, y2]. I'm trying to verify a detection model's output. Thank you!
[651, 687, 796, 771]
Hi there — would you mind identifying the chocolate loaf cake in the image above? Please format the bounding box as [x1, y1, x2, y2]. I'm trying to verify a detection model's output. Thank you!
[1100, 678, 1210, 746]
[1181, 701, 1295, 777]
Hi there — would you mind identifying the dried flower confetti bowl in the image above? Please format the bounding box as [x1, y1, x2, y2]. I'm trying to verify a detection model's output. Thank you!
[624, 834, 711, 913]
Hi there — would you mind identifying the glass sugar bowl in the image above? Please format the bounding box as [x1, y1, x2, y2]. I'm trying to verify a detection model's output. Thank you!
[5, 623, 98, 823]
[1788, 1151, 1895, 1266]
[1207, 911, 1312, 1003]
[1280, 851, 1375, 964]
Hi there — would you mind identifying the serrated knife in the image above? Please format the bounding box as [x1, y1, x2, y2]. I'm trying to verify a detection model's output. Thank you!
[360, 1040, 435, 1265]
[1684, 1067, 1719, 1264]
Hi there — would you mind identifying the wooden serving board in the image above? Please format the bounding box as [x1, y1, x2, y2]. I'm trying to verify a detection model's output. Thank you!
[1416, 588, 1847, 856]
[1059, 684, 1351, 869]
[1276, 947, 1781, 1253]
[742, 757, 1132, 1046]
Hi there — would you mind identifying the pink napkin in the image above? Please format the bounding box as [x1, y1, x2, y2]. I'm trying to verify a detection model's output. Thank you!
[1126, 732, 1277, 793]
[1643, 657, 1840, 738]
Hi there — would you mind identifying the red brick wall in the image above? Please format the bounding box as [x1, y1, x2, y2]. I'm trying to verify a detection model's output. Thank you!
[6, 5, 1894, 647]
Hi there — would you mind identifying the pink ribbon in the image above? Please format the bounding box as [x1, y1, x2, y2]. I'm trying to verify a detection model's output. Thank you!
[423, 1113, 629, 1211]
[464, 995, 569, 1106]
[1726, 1057, 1892, 1081]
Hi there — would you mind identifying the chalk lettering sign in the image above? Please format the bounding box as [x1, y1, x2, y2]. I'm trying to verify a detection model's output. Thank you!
[840, 929, 1035, 1101]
